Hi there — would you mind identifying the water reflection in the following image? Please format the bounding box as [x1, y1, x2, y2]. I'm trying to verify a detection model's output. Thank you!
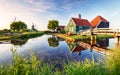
[0, 34, 119, 64]
[11, 39, 28, 46]
[97, 39, 109, 48]
[66, 38, 110, 56]
[48, 36, 59, 47]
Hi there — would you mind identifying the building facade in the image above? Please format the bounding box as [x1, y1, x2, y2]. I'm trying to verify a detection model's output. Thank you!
[65, 14, 91, 34]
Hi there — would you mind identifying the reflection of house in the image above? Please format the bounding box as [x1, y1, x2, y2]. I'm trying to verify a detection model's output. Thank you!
[72, 46, 86, 56]
[67, 42, 86, 56]
[65, 14, 91, 34]
[90, 16, 109, 28]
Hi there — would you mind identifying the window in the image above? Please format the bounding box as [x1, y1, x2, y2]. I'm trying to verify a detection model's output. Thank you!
[79, 26, 82, 30]
[69, 27, 74, 32]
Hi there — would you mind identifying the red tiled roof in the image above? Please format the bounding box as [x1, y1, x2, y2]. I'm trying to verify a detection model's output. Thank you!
[72, 18, 91, 26]
[59, 26, 65, 29]
[90, 15, 109, 28]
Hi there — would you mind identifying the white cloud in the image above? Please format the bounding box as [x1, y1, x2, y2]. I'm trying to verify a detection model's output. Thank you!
[0, 0, 56, 30]
[108, 11, 120, 18]
[60, 0, 87, 11]
[24, 0, 55, 12]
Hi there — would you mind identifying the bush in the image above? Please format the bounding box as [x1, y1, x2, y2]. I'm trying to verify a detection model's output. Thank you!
[44, 30, 52, 34]
[60, 29, 66, 34]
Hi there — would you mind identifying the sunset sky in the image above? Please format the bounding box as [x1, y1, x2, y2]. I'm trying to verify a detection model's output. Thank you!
[0, 0, 120, 30]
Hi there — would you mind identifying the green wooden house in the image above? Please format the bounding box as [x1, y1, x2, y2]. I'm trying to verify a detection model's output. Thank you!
[65, 14, 91, 34]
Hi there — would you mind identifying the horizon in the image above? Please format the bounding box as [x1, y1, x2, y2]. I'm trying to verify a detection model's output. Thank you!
[0, 0, 120, 30]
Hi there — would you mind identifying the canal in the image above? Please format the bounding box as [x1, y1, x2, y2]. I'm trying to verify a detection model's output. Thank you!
[0, 34, 118, 64]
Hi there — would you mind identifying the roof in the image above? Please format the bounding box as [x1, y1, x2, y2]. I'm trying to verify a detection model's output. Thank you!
[72, 18, 91, 27]
[90, 15, 109, 28]
[59, 26, 65, 29]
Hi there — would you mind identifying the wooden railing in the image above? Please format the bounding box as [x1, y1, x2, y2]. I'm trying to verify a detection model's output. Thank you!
[78, 28, 120, 36]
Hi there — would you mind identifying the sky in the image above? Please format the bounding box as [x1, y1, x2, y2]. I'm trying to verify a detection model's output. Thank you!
[0, 0, 120, 30]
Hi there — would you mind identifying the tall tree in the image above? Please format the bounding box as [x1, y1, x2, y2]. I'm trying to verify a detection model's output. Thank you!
[10, 21, 27, 32]
[48, 20, 59, 31]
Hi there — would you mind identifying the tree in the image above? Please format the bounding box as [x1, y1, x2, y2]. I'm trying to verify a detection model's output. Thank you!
[10, 21, 27, 32]
[48, 20, 59, 31]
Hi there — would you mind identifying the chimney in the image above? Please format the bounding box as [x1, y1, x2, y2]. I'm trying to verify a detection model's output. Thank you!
[78, 14, 81, 19]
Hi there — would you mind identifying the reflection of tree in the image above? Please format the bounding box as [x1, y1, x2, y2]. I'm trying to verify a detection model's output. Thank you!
[11, 39, 28, 46]
[48, 37, 59, 47]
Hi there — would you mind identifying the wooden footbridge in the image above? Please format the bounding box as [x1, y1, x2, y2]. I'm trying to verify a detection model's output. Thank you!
[75, 41, 112, 55]
[79, 28, 120, 44]
[79, 28, 120, 36]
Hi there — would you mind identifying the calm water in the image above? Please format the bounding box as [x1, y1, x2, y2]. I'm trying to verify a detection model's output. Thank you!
[0, 34, 118, 64]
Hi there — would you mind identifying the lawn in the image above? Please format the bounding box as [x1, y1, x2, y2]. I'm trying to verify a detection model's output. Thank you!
[55, 33, 114, 41]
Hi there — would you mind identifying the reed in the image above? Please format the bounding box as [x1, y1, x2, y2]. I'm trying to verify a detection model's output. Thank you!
[0, 48, 120, 75]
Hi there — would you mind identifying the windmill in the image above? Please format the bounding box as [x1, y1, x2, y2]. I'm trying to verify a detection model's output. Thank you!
[31, 23, 37, 31]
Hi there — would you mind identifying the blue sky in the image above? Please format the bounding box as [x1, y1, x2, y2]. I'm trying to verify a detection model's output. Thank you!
[0, 0, 120, 30]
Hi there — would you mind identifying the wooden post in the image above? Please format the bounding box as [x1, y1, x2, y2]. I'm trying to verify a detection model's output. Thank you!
[115, 36, 119, 44]
[90, 34, 97, 46]
[94, 35, 97, 40]
[90, 35, 93, 46]
[93, 35, 97, 45]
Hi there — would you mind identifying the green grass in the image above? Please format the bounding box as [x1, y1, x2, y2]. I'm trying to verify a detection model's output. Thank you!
[0, 48, 120, 75]
[15, 31, 44, 39]
[68, 35, 90, 40]
[67, 34, 114, 41]
[0, 31, 44, 40]
[97, 34, 113, 40]
[107, 48, 120, 75]
[0, 36, 11, 40]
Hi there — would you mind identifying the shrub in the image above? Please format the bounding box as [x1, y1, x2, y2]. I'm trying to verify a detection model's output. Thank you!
[60, 29, 66, 34]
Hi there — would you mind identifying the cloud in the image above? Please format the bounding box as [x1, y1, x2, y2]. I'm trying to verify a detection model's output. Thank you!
[24, 0, 55, 12]
[0, 0, 56, 30]
[60, 0, 87, 11]
[108, 11, 120, 18]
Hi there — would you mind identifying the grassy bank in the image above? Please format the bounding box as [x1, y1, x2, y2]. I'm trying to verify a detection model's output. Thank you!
[0, 48, 120, 75]
[0, 36, 11, 40]
[14, 32, 44, 39]
[97, 34, 113, 40]
[55, 34, 114, 41]
[68, 34, 113, 40]
[0, 31, 44, 40]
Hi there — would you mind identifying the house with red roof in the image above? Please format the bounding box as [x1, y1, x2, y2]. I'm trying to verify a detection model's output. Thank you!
[90, 15, 109, 28]
[57, 25, 65, 32]
[65, 14, 92, 34]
